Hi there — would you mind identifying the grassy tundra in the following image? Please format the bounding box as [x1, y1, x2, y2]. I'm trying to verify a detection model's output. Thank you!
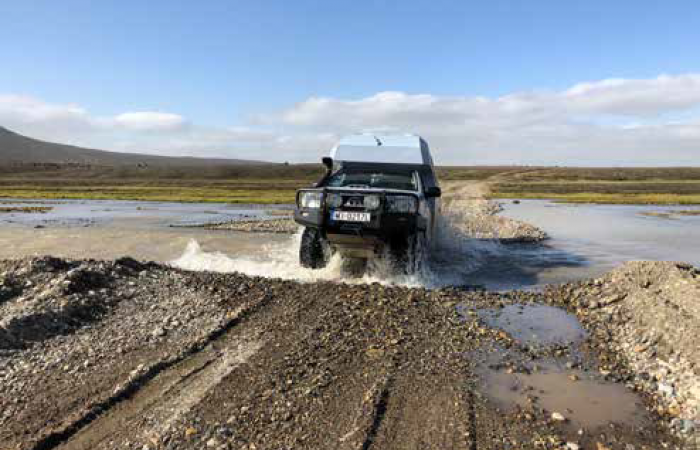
[487, 167, 700, 204]
[0, 164, 699, 204]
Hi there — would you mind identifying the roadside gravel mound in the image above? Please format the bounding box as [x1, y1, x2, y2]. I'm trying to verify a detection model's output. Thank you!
[552, 261, 700, 440]
[442, 181, 548, 243]
[0, 257, 118, 351]
[0, 258, 262, 448]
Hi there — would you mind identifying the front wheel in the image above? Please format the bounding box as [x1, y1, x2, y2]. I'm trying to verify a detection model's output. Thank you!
[389, 232, 427, 275]
[299, 227, 331, 269]
[406, 232, 427, 275]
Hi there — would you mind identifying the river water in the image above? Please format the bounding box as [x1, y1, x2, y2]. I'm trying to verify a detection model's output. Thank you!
[469, 200, 700, 289]
[1, 198, 698, 290]
[0, 199, 292, 262]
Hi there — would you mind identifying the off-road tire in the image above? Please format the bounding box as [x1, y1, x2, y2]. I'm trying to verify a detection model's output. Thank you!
[300, 228, 330, 269]
[340, 257, 367, 277]
[406, 232, 427, 275]
[390, 232, 426, 275]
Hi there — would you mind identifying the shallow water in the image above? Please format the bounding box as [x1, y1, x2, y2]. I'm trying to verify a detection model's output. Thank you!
[0, 199, 292, 262]
[465, 301, 650, 431]
[476, 357, 649, 430]
[1, 197, 698, 290]
[464, 200, 700, 289]
[0, 198, 291, 228]
[476, 304, 587, 345]
[504, 200, 700, 267]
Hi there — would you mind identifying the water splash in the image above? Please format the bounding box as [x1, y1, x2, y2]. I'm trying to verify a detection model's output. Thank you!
[171, 207, 507, 288]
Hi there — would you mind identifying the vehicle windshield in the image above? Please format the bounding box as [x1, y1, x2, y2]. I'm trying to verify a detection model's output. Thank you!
[325, 170, 419, 191]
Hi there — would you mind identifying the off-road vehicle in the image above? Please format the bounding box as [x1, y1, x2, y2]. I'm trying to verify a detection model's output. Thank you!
[294, 133, 441, 273]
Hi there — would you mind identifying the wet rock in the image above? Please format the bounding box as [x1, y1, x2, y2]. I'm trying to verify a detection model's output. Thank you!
[201, 218, 299, 234]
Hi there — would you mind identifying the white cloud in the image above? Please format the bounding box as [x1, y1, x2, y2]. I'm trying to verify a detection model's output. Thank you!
[114, 112, 187, 132]
[563, 74, 700, 116]
[2, 74, 700, 165]
[269, 74, 700, 165]
[0, 94, 93, 131]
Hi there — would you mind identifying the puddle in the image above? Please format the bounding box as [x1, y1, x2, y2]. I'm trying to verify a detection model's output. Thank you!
[477, 358, 649, 430]
[469, 303, 649, 431]
[477, 303, 587, 345]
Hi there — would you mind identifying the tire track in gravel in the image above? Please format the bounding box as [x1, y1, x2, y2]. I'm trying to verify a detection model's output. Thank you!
[57, 335, 262, 449]
[359, 377, 393, 450]
[337, 375, 394, 450]
[366, 374, 474, 450]
[31, 295, 272, 450]
[134, 279, 486, 450]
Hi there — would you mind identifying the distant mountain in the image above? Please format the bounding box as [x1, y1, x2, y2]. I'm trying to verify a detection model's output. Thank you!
[0, 126, 268, 167]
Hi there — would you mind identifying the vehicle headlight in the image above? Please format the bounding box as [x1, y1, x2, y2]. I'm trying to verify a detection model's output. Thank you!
[385, 195, 417, 213]
[363, 195, 380, 210]
[299, 191, 323, 209]
[327, 193, 343, 208]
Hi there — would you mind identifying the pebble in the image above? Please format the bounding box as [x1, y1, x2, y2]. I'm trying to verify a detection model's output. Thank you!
[658, 383, 674, 397]
[551, 412, 567, 422]
[681, 419, 695, 433]
[152, 327, 166, 338]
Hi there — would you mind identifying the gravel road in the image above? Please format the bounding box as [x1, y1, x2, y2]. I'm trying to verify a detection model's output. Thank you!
[0, 255, 694, 450]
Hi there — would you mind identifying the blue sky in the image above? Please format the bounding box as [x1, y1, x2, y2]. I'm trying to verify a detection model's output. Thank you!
[1, 0, 700, 164]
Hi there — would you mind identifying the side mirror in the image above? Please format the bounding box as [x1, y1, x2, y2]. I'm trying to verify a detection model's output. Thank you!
[425, 186, 442, 198]
[321, 157, 333, 170]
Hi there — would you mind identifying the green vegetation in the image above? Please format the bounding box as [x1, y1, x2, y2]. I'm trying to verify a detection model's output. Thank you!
[1, 164, 699, 205]
[0, 165, 320, 203]
[489, 170, 700, 204]
[0, 185, 298, 204]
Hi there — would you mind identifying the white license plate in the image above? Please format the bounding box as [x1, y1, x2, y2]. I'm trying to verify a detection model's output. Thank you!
[332, 211, 371, 222]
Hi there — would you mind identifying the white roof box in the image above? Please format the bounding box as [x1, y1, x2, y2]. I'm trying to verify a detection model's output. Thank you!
[329, 133, 434, 166]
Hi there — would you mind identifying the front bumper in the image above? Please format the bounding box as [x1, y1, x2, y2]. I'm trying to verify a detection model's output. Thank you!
[294, 205, 426, 258]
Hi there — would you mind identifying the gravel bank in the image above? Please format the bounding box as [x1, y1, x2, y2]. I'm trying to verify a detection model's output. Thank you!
[204, 218, 299, 234]
[442, 181, 548, 243]
[546, 261, 700, 445]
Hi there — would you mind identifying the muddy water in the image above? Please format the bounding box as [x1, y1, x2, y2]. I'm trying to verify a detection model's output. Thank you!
[477, 303, 587, 345]
[466, 303, 650, 432]
[476, 357, 649, 430]
[0, 198, 290, 228]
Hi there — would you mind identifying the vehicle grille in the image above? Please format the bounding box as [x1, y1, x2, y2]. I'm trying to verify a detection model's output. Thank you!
[343, 196, 365, 209]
